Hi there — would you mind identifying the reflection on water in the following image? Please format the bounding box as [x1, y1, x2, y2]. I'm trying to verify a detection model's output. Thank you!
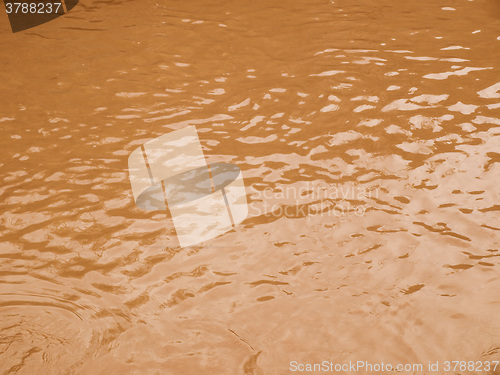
[0, 0, 499, 373]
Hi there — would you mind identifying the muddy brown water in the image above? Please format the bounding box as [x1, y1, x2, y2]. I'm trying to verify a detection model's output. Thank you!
[0, 0, 500, 374]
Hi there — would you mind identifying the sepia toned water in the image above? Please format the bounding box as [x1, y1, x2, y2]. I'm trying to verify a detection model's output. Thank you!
[0, 0, 500, 373]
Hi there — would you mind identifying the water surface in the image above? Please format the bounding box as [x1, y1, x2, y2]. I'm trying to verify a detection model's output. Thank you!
[0, 0, 500, 373]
